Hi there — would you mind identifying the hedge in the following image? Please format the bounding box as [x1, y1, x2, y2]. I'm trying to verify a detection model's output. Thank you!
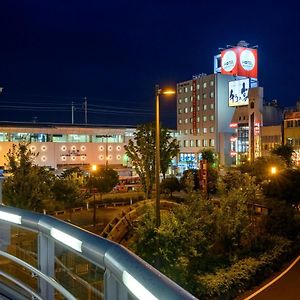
[194, 236, 295, 299]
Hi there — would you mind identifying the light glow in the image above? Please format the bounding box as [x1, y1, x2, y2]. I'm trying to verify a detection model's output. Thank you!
[122, 271, 158, 300]
[162, 89, 176, 95]
[0, 211, 22, 224]
[50, 228, 82, 252]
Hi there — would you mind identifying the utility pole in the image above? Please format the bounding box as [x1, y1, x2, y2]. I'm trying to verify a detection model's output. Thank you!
[71, 102, 75, 124]
[84, 97, 88, 124]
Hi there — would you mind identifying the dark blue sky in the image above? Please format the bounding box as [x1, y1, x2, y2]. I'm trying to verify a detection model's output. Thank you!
[0, 0, 299, 128]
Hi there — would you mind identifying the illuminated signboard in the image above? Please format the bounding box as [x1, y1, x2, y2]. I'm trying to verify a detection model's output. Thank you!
[221, 47, 257, 78]
[228, 79, 250, 107]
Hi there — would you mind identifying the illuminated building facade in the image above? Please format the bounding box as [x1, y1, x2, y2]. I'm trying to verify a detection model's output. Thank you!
[0, 122, 135, 170]
[283, 102, 300, 166]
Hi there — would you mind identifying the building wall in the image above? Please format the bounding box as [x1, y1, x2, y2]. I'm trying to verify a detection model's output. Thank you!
[0, 124, 134, 169]
[284, 111, 300, 165]
[176, 73, 236, 169]
[261, 125, 282, 156]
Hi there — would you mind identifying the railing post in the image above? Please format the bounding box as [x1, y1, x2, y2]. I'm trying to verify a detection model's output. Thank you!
[38, 232, 55, 299]
[104, 269, 128, 300]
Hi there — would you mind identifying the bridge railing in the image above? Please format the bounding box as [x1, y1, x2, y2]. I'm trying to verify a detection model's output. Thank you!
[0, 205, 196, 300]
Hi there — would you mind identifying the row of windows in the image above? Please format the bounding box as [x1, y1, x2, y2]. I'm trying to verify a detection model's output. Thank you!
[286, 120, 300, 128]
[287, 138, 300, 146]
[0, 133, 124, 143]
[178, 81, 214, 93]
[178, 103, 215, 113]
[36, 154, 124, 163]
[180, 139, 215, 148]
[178, 126, 215, 134]
[261, 135, 281, 143]
[178, 92, 214, 103]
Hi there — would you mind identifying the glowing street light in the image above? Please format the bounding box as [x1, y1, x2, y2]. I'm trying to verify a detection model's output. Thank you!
[270, 166, 277, 175]
[155, 84, 176, 228]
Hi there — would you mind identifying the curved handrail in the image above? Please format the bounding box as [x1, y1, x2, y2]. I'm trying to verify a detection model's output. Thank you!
[0, 205, 197, 300]
[0, 250, 76, 300]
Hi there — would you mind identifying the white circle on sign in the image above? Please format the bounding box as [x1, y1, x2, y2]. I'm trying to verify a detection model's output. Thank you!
[222, 50, 237, 72]
[240, 49, 255, 71]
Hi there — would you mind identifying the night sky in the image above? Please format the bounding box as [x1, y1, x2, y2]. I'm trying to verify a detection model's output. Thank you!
[0, 0, 299, 128]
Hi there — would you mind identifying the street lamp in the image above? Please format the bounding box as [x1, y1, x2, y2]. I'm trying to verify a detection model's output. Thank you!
[155, 84, 176, 228]
[270, 166, 277, 175]
[91, 164, 97, 227]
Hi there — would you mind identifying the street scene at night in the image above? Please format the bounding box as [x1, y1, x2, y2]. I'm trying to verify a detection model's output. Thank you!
[0, 1, 299, 299]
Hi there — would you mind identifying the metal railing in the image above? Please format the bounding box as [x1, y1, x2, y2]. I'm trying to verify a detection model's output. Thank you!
[0, 205, 196, 300]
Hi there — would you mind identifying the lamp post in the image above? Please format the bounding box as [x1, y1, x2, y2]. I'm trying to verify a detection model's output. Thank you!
[155, 85, 176, 228]
[91, 164, 97, 227]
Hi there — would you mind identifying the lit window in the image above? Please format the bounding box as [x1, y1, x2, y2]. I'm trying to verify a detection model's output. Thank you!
[197, 106, 200, 111]
[185, 129, 189, 134]
[203, 139, 208, 147]
[210, 127, 214, 133]
[203, 82, 207, 88]
[190, 86, 193, 91]
[197, 94, 200, 100]
[184, 97, 188, 103]
[203, 128, 207, 133]
[190, 96, 193, 102]
[209, 139, 215, 147]
[178, 98, 182, 104]
[203, 116, 207, 122]
[197, 84, 200, 90]
[190, 107, 193, 112]
[197, 128, 200, 134]
[190, 129, 193, 134]
[178, 108, 182, 114]
[210, 103, 214, 109]
[178, 119, 182, 124]
[190, 140, 194, 147]
[210, 80, 214, 86]
[61, 145, 67, 151]
[185, 118, 188, 124]
[184, 107, 188, 113]
[197, 116, 200, 122]
[184, 87, 188, 92]
[203, 104, 207, 110]
[190, 118, 193, 123]
[203, 93, 207, 99]
[179, 88, 182, 94]
[210, 91, 214, 98]
[196, 140, 201, 147]
[210, 115, 214, 121]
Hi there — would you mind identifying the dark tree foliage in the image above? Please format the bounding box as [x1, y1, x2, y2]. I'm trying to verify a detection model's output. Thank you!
[160, 176, 180, 198]
[180, 169, 200, 192]
[271, 144, 295, 167]
[262, 168, 300, 206]
[3, 143, 53, 211]
[87, 167, 119, 199]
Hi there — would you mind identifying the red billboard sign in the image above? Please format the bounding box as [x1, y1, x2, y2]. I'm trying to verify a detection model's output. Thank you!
[221, 47, 257, 78]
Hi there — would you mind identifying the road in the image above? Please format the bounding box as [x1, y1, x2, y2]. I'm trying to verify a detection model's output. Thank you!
[243, 255, 300, 300]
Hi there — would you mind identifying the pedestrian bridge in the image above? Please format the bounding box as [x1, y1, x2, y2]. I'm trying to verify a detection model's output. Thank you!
[0, 205, 196, 300]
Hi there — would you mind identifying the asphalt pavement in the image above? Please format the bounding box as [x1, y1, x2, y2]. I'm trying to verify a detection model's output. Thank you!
[243, 256, 300, 300]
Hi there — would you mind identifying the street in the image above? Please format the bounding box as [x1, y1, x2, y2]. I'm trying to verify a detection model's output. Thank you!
[243, 256, 300, 300]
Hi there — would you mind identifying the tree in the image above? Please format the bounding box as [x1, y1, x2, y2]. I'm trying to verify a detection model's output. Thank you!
[271, 144, 294, 167]
[201, 149, 216, 166]
[124, 123, 179, 199]
[159, 127, 180, 179]
[52, 177, 85, 220]
[87, 167, 119, 200]
[3, 143, 53, 211]
[160, 176, 180, 198]
[180, 169, 199, 193]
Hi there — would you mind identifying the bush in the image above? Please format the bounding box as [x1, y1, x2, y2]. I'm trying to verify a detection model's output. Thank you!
[194, 236, 293, 299]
